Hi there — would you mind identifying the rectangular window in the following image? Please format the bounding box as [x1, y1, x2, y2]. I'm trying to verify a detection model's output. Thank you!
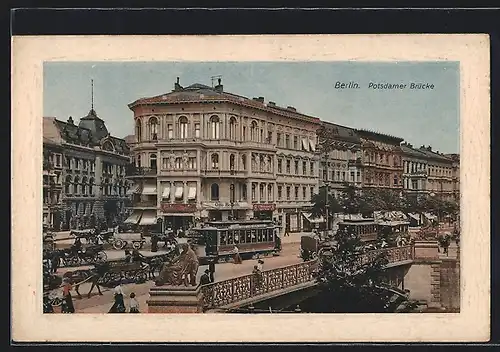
[162, 158, 168, 169]
[188, 157, 196, 169]
[302, 186, 306, 199]
[74, 158, 80, 170]
[310, 162, 314, 176]
[194, 124, 200, 138]
[350, 171, 355, 181]
[294, 186, 299, 200]
[294, 160, 299, 174]
[277, 159, 283, 173]
[293, 136, 298, 149]
[286, 160, 291, 174]
[260, 129, 264, 143]
[276, 133, 282, 147]
[278, 186, 283, 200]
[267, 131, 273, 144]
[285, 135, 290, 149]
[241, 184, 247, 200]
[286, 186, 291, 200]
[303, 161, 307, 175]
[342, 172, 346, 181]
[55, 155, 61, 167]
[259, 184, 264, 200]
[310, 187, 314, 198]
[252, 184, 256, 201]
[242, 126, 247, 141]
[168, 124, 173, 139]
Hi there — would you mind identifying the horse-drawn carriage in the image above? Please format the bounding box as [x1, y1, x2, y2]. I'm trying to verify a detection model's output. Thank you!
[55, 243, 108, 267]
[111, 231, 146, 250]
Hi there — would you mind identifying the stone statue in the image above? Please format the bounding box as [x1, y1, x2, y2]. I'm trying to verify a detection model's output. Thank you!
[182, 151, 189, 168]
[156, 243, 200, 286]
[168, 152, 176, 169]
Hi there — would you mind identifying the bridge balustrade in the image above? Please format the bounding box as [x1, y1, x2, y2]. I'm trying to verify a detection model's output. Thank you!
[200, 245, 414, 310]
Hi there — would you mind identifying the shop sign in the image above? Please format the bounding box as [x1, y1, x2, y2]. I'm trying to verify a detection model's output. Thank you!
[160, 203, 197, 213]
[253, 203, 276, 211]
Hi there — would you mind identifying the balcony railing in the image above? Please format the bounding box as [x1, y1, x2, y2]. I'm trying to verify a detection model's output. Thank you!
[201, 169, 248, 178]
[126, 166, 158, 176]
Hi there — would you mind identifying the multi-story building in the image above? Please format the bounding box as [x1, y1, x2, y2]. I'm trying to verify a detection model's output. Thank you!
[416, 146, 456, 201]
[43, 108, 130, 230]
[317, 121, 362, 198]
[42, 137, 64, 229]
[356, 130, 404, 190]
[400, 143, 458, 202]
[126, 78, 320, 233]
[400, 143, 429, 197]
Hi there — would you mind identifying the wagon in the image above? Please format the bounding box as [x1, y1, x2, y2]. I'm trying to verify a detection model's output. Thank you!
[96, 261, 149, 287]
[111, 231, 146, 250]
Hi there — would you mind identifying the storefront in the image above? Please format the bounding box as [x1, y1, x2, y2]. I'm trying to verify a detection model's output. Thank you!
[160, 203, 197, 232]
[252, 203, 276, 221]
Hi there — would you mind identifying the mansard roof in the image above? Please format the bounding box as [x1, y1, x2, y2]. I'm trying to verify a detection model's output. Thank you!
[319, 120, 361, 144]
[355, 128, 404, 145]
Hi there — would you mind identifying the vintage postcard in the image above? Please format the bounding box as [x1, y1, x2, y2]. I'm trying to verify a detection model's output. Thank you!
[11, 34, 490, 342]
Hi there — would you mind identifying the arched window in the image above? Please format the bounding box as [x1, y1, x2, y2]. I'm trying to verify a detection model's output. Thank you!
[241, 155, 247, 170]
[179, 116, 188, 139]
[229, 154, 235, 170]
[251, 121, 258, 142]
[65, 175, 72, 194]
[149, 117, 159, 140]
[211, 183, 220, 201]
[89, 177, 95, 196]
[102, 140, 114, 152]
[229, 184, 235, 203]
[81, 177, 88, 195]
[229, 117, 236, 140]
[211, 153, 219, 169]
[74, 176, 80, 195]
[150, 153, 157, 170]
[210, 116, 220, 139]
[135, 120, 142, 142]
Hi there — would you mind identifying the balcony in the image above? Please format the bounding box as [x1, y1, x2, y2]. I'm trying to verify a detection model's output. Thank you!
[201, 169, 248, 178]
[125, 165, 158, 177]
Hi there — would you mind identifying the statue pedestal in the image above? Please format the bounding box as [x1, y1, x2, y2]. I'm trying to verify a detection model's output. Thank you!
[147, 285, 203, 313]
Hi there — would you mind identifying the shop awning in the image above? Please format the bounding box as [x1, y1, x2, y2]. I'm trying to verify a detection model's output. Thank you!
[188, 187, 197, 200]
[139, 211, 157, 226]
[162, 186, 171, 199]
[141, 184, 157, 195]
[309, 139, 316, 152]
[302, 138, 310, 151]
[124, 211, 142, 224]
[302, 212, 325, 223]
[423, 212, 437, 220]
[126, 184, 141, 195]
[175, 186, 184, 199]
[408, 213, 420, 221]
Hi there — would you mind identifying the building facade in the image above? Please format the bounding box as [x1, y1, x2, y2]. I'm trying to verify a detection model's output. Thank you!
[356, 130, 404, 191]
[126, 78, 320, 233]
[43, 137, 64, 229]
[400, 143, 459, 202]
[317, 121, 362, 198]
[43, 109, 130, 230]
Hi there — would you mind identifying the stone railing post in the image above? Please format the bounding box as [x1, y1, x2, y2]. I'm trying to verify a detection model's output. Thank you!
[147, 285, 204, 313]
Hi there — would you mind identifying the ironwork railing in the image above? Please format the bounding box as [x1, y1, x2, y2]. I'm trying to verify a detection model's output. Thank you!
[200, 260, 316, 310]
[200, 246, 414, 310]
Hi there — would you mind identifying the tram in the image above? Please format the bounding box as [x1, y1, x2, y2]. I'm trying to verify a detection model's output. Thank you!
[188, 219, 281, 264]
[338, 218, 379, 242]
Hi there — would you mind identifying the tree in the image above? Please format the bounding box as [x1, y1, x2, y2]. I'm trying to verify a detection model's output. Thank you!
[313, 226, 392, 312]
[310, 186, 342, 226]
[338, 183, 374, 217]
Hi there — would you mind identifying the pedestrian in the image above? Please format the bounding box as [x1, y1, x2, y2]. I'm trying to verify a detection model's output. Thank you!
[257, 259, 264, 271]
[50, 251, 60, 274]
[129, 292, 139, 313]
[274, 235, 282, 251]
[124, 249, 133, 263]
[208, 257, 216, 282]
[252, 265, 262, 293]
[200, 269, 211, 286]
[233, 245, 242, 264]
[109, 281, 126, 313]
[62, 278, 75, 313]
[284, 229, 290, 237]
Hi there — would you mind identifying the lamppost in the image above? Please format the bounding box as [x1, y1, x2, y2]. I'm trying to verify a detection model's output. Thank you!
[430, 192, 439, 236]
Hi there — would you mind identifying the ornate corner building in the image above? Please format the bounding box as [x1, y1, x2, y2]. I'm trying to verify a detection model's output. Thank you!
[42, 109, 130, 230]
[125, 78, 320, 233]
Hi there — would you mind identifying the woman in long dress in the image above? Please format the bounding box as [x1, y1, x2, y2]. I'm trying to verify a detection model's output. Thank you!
[108, 282, 126, 313]
[62, 278, 75, 313]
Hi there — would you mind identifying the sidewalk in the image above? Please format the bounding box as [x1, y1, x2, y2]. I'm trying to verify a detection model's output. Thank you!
[281, 231, 312, 244]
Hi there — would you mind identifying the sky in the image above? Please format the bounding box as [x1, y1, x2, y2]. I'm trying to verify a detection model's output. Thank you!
[43, 61, 459, 154]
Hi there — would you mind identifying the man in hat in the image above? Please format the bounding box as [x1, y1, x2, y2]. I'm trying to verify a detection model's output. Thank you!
[200, 269, 211, 286]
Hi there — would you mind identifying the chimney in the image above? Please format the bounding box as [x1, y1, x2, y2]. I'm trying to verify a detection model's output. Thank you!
[257, 96, 264, 103]
[214, 78, 223, 93]
[174, 77, 183, 91]
[287, 106, 296, 112]
[67, 116, 74, 125]
[268, 101, 276, 107]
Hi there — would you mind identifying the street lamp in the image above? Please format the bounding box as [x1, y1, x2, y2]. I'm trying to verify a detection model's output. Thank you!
[429, 192, 440, 236]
